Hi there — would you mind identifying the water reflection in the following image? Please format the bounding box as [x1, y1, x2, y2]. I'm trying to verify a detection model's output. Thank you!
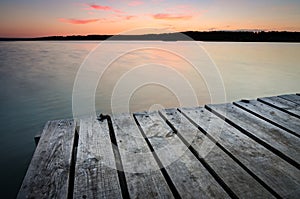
[0, 41, 299, 198]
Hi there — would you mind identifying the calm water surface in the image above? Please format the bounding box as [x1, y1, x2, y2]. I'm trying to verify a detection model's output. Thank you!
[0, 41, 299, 198]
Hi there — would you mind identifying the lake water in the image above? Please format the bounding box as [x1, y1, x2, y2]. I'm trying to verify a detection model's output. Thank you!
[0, 41, 299, 198]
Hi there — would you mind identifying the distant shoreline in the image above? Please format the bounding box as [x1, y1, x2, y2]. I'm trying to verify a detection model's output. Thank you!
[1, 31, 300, 42]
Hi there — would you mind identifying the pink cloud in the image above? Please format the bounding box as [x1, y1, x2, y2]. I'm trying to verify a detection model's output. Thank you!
[87, 4, 123, 13]
[88, 11, 96, 15]
[128, 1, 144, 6]
[114, 14, 136, 20]
[153, 13, 192, 20]
[124, 15, 136, 20]
[58, 18, 99, 25]
[90, 4, 112, 10]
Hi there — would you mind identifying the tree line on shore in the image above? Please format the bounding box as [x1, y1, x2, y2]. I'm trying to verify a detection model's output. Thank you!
[1, 31, 300, 42]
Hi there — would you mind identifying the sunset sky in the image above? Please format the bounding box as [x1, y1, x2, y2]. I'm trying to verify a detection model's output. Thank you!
[0, 0, 300, 37]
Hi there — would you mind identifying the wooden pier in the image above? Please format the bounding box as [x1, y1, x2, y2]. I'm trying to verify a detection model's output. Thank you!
[18, 94, 300, 198]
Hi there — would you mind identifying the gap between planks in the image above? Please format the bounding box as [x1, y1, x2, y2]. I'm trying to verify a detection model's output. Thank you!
[20, 93, 300, 199]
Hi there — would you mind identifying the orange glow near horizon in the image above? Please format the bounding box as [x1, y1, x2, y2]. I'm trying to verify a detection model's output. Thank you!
[0, 0, 300, 38]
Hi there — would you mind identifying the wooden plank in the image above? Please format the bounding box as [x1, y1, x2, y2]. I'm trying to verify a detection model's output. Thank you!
[234, 100, 300, 137]
[258, 96, 300, 118]
[180, 107, 300, 198]
[278, 94, 300, 105]
[135, 111, 230, 199]
[73, 118, 123, 199]
[111, 113, 174, 198]
[206, 103, 300, 168]
[17, 120, 76, 199]
[160, 108, 275, 198]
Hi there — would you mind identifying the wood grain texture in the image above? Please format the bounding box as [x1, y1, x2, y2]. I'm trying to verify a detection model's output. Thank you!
[73, 118, 123, 199]
[207, 103, 300, 167]
[258, 96, 300, 118]
[234, 100, 300, 137]
[135, 111, 230, 199]
[180, 107, 300, 198]
[19, 94, 300, 198]
[278, 94, 300, 105]
[161, 108, 275, 198]
[17, 120, 76, 199]
[111, 113, 174, 198]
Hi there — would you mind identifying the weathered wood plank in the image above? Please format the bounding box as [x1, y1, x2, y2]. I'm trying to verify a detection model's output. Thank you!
[135, 111, 230, 199]
[234, 100, 300, 137]
[180, 107, 300, 198]
[206, 103, 300, 168]
[278, 94, 300, 105]
[17, 120, 76, 199]
[258, 96, 300, 118]
[73, 118, 123, 199]
[111, 113, 174, 198]
[161, 108, 275, 198]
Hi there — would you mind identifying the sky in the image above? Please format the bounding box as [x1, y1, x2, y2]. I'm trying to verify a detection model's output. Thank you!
[0, 0, 300, 37]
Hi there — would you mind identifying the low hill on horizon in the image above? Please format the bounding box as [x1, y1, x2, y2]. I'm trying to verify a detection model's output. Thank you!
[1, 31, 300, 42]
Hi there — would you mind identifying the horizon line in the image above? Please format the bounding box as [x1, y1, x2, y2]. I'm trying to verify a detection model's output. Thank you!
[1, 30, 300, 39]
